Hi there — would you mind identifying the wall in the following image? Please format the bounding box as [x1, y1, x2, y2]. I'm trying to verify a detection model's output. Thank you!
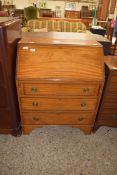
[47, 1, 65, 17]
[1, 0, 99, 17]
[1, 0, 116, 19]
[114, 1, 117, 19]
[47, 1, 99, 17]
[108, 0, 117, 19]
[13, 0, 29, 9]
[1, 0, 29, 8]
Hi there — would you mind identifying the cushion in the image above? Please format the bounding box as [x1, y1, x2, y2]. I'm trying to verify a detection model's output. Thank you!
[33, 28, 48, 32]
[21, 27, 32, 32]
[26, 19, 87, 33]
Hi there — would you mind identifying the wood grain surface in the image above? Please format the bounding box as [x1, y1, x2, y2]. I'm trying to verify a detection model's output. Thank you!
[22, 112, 95, 125]
[22, 83, 99, 96]
[17, 46, 104, 81]
[20, 97, 97, 111]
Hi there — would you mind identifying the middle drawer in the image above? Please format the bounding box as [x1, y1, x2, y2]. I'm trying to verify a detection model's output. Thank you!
[20, 97, 97, 111]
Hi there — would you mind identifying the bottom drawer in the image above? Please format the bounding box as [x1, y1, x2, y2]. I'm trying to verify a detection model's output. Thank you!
[22, 112, 95, 125]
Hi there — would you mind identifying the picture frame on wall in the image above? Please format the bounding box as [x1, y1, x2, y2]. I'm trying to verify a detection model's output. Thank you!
[65, 2, 76, 11]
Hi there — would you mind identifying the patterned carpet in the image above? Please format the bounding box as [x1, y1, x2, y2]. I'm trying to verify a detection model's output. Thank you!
[0, 126, 117, 175]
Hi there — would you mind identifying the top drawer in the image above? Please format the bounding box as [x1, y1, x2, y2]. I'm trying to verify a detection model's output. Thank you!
[21, 83, 99, 96]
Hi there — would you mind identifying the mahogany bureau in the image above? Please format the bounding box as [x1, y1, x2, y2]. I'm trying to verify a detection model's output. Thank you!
[0, 17, 21, 135]
[94, 56, 117, 130]
[16, 33, 105, 134]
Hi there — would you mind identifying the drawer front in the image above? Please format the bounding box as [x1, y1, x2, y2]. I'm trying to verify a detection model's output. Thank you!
[104, 94, 117, 101]
[102, 95, 117, 109]
[99, 108, 117, 116]
[0, 86, 8, 108]
[109, 76, 117, 93]
[97, 109, 117, 125]
[97, 120, 117, 126]
[22, 112, 95, 125]
[20, 98, 97, 111]
[22, 83, 99, 96]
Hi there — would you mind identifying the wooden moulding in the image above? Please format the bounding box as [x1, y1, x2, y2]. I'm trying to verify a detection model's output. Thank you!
[23, 125, 93, 135]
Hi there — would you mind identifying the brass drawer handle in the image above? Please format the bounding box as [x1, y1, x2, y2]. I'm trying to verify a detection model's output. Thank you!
[23, 46, 28, 50]
[32, 102, 39, 106]
[112, 115, 117, 120]
[83, 88, 89, 93]
[81, 102, 87, 107]
[30, 48, 36, 52]
[78, 117, 84, 122]
[33, 117, 39, 121]
[31, 87, 38, 93]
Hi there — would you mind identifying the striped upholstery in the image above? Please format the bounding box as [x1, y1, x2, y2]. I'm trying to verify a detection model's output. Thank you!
[25, 20, 86, 32]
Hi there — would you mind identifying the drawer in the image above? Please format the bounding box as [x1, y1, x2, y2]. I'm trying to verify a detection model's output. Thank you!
[99, 108, 117, 116]
[97, 109, 117, 126]
[20, 98, 97, 111]
[22, 83, 99, 96]
[102, 95, 117, 109]
[0, 86, 8, 108]
[22, 112, 95, 125]
[108, 76, 117, 93]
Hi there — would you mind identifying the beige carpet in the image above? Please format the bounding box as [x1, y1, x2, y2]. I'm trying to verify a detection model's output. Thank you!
[0, 126, 117, 175]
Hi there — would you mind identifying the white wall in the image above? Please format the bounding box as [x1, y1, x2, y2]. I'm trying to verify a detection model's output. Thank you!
[1, 0, 100, 18]
[108, 0, 117, 19]
[11, 0, 99, 18]
[46, 1, 65, 17]
[47, 1, 98, 17]
[13, 0, 29, 8]
[114, 1, 117, 19]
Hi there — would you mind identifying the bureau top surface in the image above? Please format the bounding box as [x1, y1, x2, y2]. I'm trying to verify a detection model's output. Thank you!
[104, 56, 117, 70]
[19, 38, 101, 47]
[21, 32, 110, 44]
[20, 32, 103, 47]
